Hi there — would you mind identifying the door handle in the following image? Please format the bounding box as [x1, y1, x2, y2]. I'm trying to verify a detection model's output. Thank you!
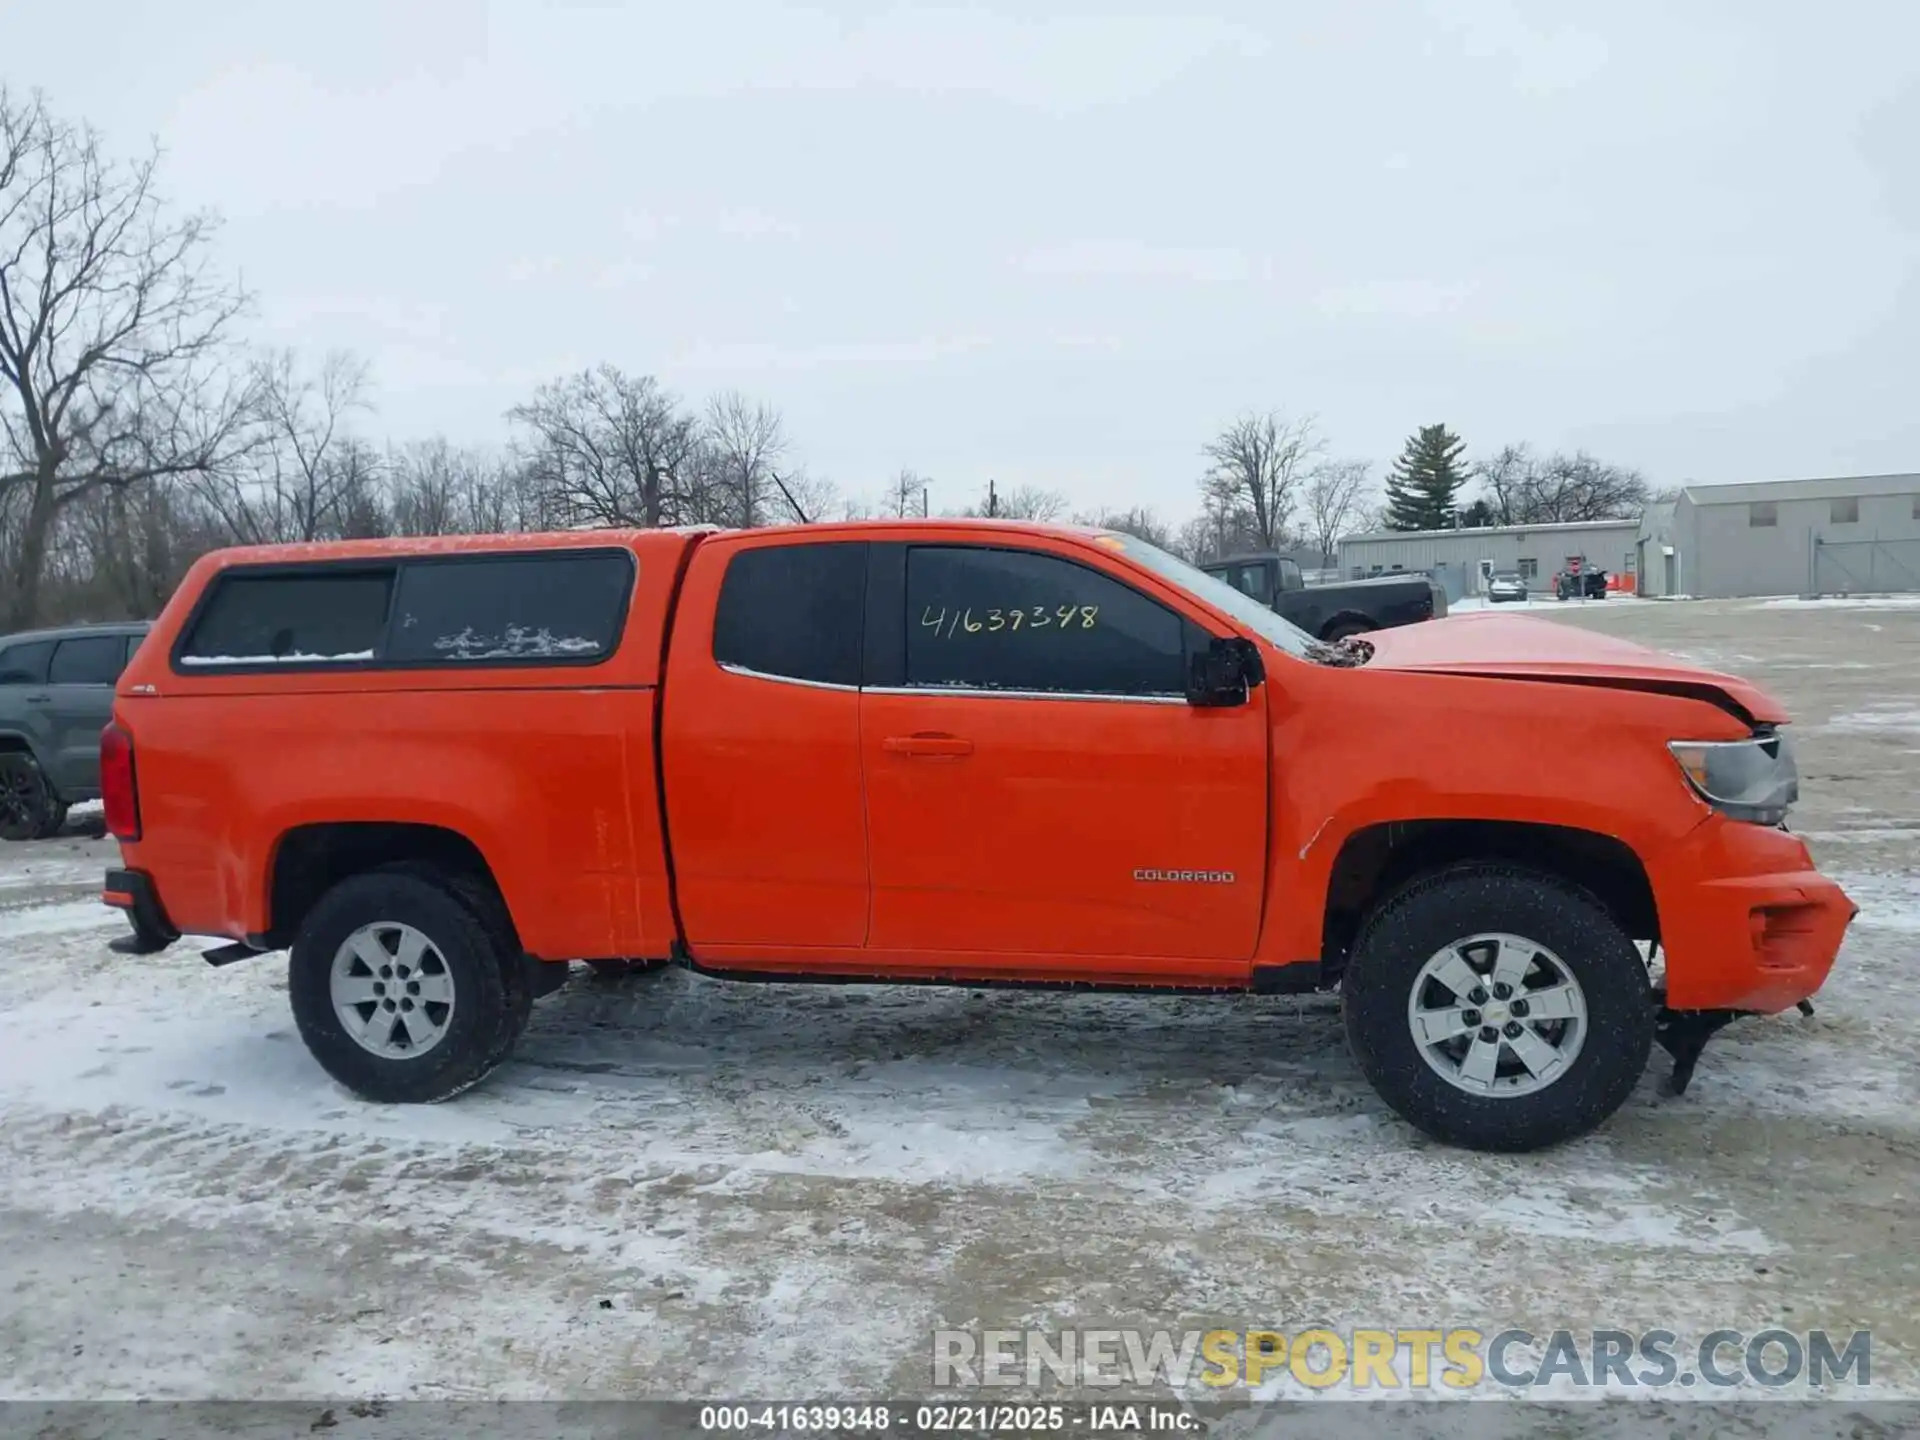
[882, 733, 974, 758]
[23, 693, 50, 704]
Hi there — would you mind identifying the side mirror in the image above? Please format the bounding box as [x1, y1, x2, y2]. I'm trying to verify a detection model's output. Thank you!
[1186, 636, 1264, 708]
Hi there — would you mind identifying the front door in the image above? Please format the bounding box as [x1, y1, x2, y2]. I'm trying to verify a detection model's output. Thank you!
[860, 541, 1269, 970]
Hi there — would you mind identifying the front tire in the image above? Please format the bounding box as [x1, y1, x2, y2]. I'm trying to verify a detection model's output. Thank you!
[1341, 863, 1655, 1152]
[289, 871, 529, 1103]
[0, 754, 56, 843]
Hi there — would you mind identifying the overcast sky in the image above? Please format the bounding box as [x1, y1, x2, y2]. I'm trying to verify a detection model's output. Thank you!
[12, 0, 1918, 517]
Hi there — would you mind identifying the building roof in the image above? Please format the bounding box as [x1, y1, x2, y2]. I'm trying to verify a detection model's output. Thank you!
[1342, 517, 1639, 544]
[1682, 472, 1920, 506]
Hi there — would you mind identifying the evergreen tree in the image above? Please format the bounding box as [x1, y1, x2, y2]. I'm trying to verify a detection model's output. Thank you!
[1383, 424, 1471, 530]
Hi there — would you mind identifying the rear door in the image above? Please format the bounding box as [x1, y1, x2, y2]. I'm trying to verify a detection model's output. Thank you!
[660, 538, 872, 950]
[858, 540, 1269, 969]
[45, 634, 130, 794]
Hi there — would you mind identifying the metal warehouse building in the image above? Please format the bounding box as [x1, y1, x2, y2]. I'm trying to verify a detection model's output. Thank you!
[1339, 519, 1640, 601]
[1635, 472, 1920, 599]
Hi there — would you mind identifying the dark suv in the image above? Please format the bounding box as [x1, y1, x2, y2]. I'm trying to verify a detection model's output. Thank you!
[0, 622, 150, 841]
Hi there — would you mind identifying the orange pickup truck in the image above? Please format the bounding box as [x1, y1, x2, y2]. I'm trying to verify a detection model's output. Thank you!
[99, 522, 1854, 1151]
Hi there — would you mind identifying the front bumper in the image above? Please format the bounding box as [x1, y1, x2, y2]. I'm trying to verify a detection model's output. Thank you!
[102, 868, 180, 955]
[1655, 821, 1856, 1012]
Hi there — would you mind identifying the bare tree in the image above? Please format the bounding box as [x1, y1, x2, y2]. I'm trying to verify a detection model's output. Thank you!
[193, 349, 372, 544]
[1474, 443, 1650, 524]
[59, 475, 220, 618]
[1531, 451, 1649, 522]
[509, 366, 698, 528]
[1075, 505, 1175, 550]
[332, 436, 390, 539]
[1199, 411, 1321, 553]
[880, 468, 929, 518]
[703, 391, 786, 528]
[388, 437, 462, 536]
[0, 88, 251, 628]
[1178, 490, 1268, 564]
[1302, 458, 1373, 566]
[1474, 444, 1533, 526]
[764, 465, 837, 525]
[958, 481, 1066, 521]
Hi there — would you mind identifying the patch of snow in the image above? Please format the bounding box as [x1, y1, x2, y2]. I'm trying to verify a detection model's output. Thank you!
[431, 626, 601, 660]
[1449, 594, 1647, 614]
[1823, 705, 1920, 735]
[0, 854, 105, 892]
[179, 650, 374, 666]
[0, 899, 122, 939]
[1798, 826, 1920, 843]
[1759, 594, 1920, 609]
[1832, 871, 1920, 931]
[1762, 659, 1880, 670]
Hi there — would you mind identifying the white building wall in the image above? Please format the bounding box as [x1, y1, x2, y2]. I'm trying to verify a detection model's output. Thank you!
[1338, 522, 1639, 594]
[1686, 488, 1920, 598]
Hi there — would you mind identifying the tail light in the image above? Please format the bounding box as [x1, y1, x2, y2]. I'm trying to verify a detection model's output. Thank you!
[101, 723, 141, 841]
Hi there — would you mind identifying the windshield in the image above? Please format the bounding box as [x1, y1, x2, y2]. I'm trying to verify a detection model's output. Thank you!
[1110, 534, 1317, 658]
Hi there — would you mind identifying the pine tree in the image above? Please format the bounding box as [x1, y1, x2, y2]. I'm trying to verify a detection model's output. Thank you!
[1382, 424, 1471, 531]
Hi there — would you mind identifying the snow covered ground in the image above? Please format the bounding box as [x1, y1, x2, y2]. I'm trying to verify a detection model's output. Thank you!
[1448, 593, 1647, 614]
[1, 598, 1916, 1418]
[1759, 594, 1920, 610]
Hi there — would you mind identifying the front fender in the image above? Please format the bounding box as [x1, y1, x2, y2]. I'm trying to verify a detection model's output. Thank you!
[1256, 668, 1724, 967]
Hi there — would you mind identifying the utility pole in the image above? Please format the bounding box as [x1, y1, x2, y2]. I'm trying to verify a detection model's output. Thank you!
[988, 479, 998, 518]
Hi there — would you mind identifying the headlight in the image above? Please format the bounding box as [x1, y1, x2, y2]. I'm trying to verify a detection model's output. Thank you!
[1668, 730, 1798, 825]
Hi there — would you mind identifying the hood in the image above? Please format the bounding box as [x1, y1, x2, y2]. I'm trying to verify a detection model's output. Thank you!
[1359, 612, 1787, 724]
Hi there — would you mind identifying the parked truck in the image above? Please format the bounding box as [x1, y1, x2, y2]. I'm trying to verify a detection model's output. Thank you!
[100, 521, 1852, 1150]
[1199, 553, 1446, 641]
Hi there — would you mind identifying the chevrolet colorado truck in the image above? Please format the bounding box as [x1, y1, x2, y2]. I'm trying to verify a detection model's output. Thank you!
[100, 522, 1854, 1151]
[1200, 553, 1446, 641]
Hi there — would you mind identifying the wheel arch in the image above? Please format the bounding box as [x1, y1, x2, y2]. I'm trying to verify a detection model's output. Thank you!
[262, 821, 516, 952]
[1320, 818, 1658, 981]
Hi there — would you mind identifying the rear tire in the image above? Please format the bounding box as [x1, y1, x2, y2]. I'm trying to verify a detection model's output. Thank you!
[1341, 863, 1655, 1152]
[0, 754, 55, 843]
[289, 870, 529, 1103]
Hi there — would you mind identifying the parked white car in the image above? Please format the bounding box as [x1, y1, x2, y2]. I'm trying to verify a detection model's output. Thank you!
[1487, 571, 1529, 603]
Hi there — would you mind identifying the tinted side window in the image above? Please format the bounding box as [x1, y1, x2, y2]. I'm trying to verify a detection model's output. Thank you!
[50, 635, 128, 685]
[905, 547, 1185, 696]
[0, 640, 54, 686]
[713, 543, 865, 687]
[387, 552, 632, 663]
[180, 570, 394, 666]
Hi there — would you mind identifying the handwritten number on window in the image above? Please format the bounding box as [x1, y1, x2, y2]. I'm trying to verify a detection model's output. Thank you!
[919, 604, 1099, 637]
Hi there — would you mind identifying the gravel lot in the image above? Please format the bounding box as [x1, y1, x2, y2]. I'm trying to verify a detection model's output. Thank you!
[2, 596, 1916, 1421]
